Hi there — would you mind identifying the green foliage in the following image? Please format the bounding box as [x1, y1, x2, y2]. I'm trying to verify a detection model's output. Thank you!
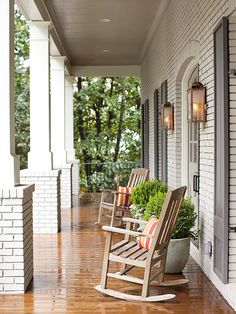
[79, 161, 141, 192]
[130, 180, 197, 239]
[14, 8, 30, 169]
[173, 198, 197, 239]
[144, 191, 167, 220]
[143, 193, 197, 239]
[130, 179, 168, 208]
[74, 77, 141, 191]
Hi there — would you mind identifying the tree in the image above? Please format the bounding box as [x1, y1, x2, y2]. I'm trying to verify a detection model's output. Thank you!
[74, 77, 141, 191]
[14, 8, 30, 169]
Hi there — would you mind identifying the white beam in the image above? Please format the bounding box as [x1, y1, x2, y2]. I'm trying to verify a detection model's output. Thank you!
[0, 0, 20, 187]
[51, 56, 67, 167]
[65, 76, 75, 161]
[28, 21, 53, 171]
[71, 65, 141, 77]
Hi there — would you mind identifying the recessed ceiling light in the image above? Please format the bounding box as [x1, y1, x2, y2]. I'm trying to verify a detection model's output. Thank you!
[102, 49, 109, 53]
[100, 18, 111, 23]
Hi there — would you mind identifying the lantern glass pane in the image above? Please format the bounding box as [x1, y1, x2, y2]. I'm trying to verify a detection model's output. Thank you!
[187, 89, 192, 121]
[162, 104, 173, 130]
[192, 88, 205, 122]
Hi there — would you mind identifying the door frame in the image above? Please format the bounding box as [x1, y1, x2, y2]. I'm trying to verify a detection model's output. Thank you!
[181, 58, 199, 187]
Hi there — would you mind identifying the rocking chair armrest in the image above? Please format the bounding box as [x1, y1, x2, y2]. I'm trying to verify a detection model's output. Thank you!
[102, 225, 152, 238]
[111, 191, 132, 197]
[122, 217, 147, 225]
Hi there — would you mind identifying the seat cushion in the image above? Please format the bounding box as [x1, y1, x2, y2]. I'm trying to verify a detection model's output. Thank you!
[117, 186, 132, 207]
[138, 215, 159, 250]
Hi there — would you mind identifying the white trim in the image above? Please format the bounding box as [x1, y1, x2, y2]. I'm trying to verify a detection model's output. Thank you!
[71, 65, 141, 77]
[181, 59, 199, 187]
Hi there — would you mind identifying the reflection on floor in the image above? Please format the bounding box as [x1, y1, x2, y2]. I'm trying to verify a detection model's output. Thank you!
[0, 195, 234, 313]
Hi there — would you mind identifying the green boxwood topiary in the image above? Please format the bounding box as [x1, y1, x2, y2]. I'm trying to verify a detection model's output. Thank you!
[143, 192, 197, 239]
[130, 179, 168, 209]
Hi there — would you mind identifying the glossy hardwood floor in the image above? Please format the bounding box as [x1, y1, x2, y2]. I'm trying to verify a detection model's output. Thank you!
[0, 194, 235, 314]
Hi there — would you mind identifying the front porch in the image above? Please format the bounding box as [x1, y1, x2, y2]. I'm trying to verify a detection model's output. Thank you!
[0, 196, 233, 314]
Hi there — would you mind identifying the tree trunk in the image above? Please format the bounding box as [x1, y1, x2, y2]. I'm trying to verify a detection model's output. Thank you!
[76, 77, 93, 190]
[113, 78, 125, 162]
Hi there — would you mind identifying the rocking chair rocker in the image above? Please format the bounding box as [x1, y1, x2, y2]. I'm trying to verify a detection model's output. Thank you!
[95, 186, 187, 302]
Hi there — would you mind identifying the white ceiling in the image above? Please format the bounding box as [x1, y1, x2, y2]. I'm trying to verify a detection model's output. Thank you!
[42, 0, 166, 67]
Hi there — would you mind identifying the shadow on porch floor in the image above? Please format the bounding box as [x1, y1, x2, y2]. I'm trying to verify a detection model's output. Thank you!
[0, 195, 234, 313]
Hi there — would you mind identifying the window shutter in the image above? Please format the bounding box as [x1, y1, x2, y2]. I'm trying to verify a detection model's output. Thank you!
[214, 17, 229, 284]
[141, 103, 145, 167]
[141, 100, 149, 169]
[144, 100, 149, 169]
[154, 89, 159, 178]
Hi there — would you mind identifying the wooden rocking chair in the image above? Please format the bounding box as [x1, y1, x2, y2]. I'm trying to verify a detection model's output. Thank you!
[96, 168, 149, 226]
[95, 186, 187, 302]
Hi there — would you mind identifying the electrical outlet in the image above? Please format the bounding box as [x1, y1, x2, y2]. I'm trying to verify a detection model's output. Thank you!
[208, 241, 212, 257]
[203, 241, 213, 257]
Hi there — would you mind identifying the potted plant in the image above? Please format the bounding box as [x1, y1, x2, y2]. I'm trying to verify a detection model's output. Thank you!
[130, 179, 168, 219]
[130, 183, 197, 273]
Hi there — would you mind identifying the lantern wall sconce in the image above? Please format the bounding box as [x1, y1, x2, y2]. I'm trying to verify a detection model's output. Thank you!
[187, 82, 206, 129]
[161, 102, 174, 130]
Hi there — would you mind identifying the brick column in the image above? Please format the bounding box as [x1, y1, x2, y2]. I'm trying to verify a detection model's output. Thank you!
[0, 185, 34, 293]
[70, 160, 80, 195]
[54, 165, 72, 208]
[21, 170, 61, 233]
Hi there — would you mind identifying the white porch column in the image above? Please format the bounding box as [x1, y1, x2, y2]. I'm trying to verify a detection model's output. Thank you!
[28, 22, 52, 171]
[65, 76, 75, 161]
[65, 76, 80, 196]
[0, 0, 20, 187]
[51, 57, 67, 167]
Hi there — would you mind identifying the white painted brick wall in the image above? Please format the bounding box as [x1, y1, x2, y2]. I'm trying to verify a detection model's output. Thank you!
[20, 170, 61, 233]
[54, 165, 72, 208]
[0, 184, 34, 293]
[69, 160, 79, 195]
[141, 0, 236, 309]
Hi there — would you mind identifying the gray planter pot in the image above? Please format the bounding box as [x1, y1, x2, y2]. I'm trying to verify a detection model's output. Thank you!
[165, 237, 190, 274]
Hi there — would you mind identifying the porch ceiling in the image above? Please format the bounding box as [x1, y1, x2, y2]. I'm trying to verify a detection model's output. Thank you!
[42, 0, 166, 67]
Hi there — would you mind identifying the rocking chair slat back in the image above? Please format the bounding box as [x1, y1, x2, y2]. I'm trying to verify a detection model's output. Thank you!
[96, 168, 149, 226]
[150, 186, 187, 254]
[127, 168, 149, 188]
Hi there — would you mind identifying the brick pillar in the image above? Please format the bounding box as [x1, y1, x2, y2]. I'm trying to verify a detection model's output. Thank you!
[55, 165, 72, 208]
[0, 184, 34, 293]
[20, 170, 61, 233]
[70, 160, 79, 195]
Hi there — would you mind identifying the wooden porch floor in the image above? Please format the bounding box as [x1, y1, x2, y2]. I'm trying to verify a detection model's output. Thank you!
[0, 195, 234, 314]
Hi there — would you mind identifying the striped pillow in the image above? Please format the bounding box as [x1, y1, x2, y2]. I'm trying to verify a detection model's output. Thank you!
[138, 216, 159, 250]
[117, 186, 132, 207]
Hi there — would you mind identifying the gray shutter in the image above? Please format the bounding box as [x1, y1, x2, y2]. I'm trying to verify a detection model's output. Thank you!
[154, 89, 159, 178]
[141, 103, 145, 167]
[144, 100, 149, 169]
[214, 17, 229, 284]
[141, 100, 149, 169]
[161, 81, 168, 183]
